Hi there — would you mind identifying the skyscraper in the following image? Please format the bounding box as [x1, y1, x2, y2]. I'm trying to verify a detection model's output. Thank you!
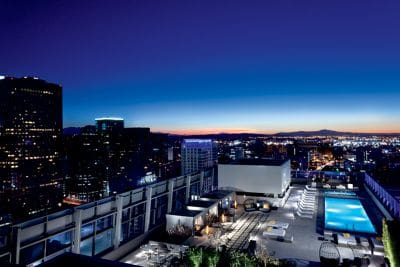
[122, 127, 151, 187]
[63, 125, 107, 204]
[95, 117, 125, 194]
[0, 76, 62, 219]
[181, 139, 217, 175]
[95, 117, 124, 133]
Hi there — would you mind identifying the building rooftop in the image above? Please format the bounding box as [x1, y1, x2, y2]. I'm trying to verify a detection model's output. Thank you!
[182, 139, 214, 149]
[183, 139, 212, 143]
[187, 200, 217, 208]
[220, 158, 289, 166]
[168, 209, 203, 217]
[95, 117, 124, 121]
[200, 190, 234, 200]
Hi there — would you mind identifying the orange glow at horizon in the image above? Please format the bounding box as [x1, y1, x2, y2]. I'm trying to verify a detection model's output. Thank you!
[152, 127, 400, 135]
[153, 128, 264, 135]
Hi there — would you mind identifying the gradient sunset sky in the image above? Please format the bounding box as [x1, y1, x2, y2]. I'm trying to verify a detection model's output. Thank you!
[1, 0, 400, 134]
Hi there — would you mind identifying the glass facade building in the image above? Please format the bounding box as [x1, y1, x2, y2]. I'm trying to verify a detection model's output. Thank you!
[0, 76, 62, 219]
[0, 168, 214, 266]
[181, 139, 217, 175]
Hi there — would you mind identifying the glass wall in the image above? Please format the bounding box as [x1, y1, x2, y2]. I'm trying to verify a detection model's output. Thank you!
[150, 194, 168, 229]
[120, 203, 145, 243]
[173, 187, 186, 212]
[79, 215, 115, 256]
[46, 231, 72, 256]
[20, 242, 44, 265]
[80, 237, 93, 256]
[96, 215, 113, 233]
[81, 222, 94, 239]
[120, 222, 129, 242]
[130, 215, 144, 239]
[190, 182, 200, 200]
[94, 229, 113, 254]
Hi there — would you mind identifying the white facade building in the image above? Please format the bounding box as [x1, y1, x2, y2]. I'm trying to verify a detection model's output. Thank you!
[218, 159, 291, 206]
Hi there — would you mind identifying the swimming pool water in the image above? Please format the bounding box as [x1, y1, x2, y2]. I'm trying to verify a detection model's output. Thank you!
[324, 190, 356, 197]
[324, 197, 376, 234]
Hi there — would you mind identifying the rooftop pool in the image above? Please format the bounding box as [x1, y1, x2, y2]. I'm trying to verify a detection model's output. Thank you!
[324, 197, 376, 234]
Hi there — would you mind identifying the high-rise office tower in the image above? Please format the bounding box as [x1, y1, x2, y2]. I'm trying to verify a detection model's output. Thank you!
[0, 76, 62, 219]
[181, 139, 217, 175]
[63, 125, 107, 204]
[122, 127, 151, 187]
[94, 118, 125, 194]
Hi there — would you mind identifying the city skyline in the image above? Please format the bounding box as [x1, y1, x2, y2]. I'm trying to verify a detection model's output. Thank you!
[1, 1, 399, 266]
[2, 0, 400, 134]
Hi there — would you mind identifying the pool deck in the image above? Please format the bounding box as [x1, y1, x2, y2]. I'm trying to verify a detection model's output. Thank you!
[257, 185, 323, 262]
[157, 185, 387, 267]
[187, 186, 326, 262]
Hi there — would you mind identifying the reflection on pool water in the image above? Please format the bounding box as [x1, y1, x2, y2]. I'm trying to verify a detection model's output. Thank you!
[325, 197, 376, 234]
[324, 190, 356, 197]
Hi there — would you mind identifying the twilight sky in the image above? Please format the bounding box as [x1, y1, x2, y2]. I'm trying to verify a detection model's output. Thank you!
[1, 0, 400, 134]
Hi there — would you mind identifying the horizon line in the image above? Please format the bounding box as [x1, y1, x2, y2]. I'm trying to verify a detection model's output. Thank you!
[64, 126, 400, 136]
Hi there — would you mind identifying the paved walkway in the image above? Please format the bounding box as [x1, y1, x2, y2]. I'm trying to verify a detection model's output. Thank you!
[221, 212, 269, 251]
[183, 208, 269, 251]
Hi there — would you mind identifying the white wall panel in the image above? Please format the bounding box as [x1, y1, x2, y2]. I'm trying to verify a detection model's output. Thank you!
[218, 163, 290, 195]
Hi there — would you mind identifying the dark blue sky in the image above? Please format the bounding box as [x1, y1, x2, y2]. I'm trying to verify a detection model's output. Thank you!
[2, 0, 400, 133]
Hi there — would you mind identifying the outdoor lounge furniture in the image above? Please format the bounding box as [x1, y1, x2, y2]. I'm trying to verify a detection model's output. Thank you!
[337, 233, 357, 246]
[358, 237, 370, 247]
[370, 237, 384, 255]
[299, 207, 314, 212]
[299, 200, 315, 205]
[296, 211, 313, 218]
[298, 208, 313, 214]
[306, 185, 317, 190]
[300, 201, 313, 206]
[264, 220, 289, 229]
[296, 187, 317, 219]
[298, 204, 314, 210]
[301, 196, 315, 199]
[262, 226, 286, 238]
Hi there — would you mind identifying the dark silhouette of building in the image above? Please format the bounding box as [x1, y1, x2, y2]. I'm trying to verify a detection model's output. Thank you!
[0, 76, 62, 220]
[94, 118, 126, 194]
[63, 123, 156, 201]
[63, 125, 107, 204]
[122, 127, 151, 188]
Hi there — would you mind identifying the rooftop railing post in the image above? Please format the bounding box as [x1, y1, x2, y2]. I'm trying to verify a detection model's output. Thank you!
[113, 195, 123, 249]
[72, 209, 82, 254]
[11, 227, 21, 265]
[144, 187, 153, 232]
[167, 179, 175, 213]
[185, 175, 191, 204]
